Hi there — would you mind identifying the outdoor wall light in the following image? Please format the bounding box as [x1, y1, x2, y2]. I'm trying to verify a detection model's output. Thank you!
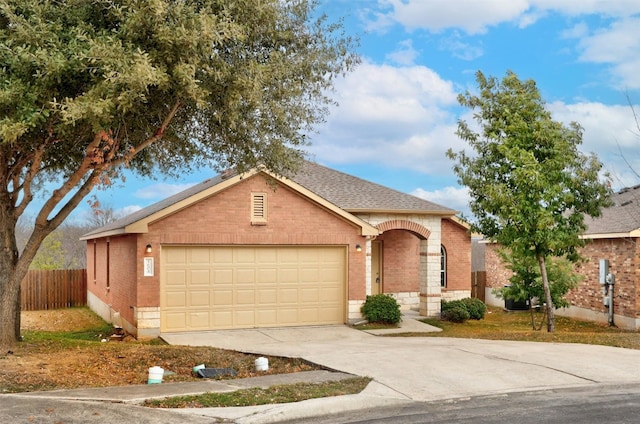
[355, 244, 362, 252]
[145, 244, 153, 254]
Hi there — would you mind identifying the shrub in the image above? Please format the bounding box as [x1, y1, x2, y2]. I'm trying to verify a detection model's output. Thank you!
[360, 294, 402, 324]
[441, 298, 487, 322]
[441, 306, 470, 323]
[461, 297, 487, 320]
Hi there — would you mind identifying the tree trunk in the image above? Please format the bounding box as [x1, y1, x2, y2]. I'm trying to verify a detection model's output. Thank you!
[537, 254, 555, 332]
[0, 211, 25, 349]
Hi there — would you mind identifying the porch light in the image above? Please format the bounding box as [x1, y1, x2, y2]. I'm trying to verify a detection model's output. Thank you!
[355, 244, 362, 252]
[145, 244, 153, 254]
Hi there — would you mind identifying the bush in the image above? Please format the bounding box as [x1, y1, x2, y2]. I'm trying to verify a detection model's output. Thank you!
[461, 297, 487, 320]
[441, 298, 487, 322]
[360, 294, 402, 324]
[441, 306, 470, 323]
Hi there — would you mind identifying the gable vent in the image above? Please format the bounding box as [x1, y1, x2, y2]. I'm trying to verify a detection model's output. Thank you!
[251, 193, 267, 225]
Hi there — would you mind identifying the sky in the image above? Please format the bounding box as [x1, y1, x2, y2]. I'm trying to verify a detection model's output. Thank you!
[68, 0, 640, 222]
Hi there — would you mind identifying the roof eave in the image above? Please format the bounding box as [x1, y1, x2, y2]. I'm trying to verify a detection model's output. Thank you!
[582, 229, 640, 240]
[79, 228, 128, 241]
[345, 208, 458, 216]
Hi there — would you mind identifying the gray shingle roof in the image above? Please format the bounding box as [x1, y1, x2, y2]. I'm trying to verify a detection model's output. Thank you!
[293, 161, 455, 213]
[583, 184, 640, 236]
[82, 161, 456, 238]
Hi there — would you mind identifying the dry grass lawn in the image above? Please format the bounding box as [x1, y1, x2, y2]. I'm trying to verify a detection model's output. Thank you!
[1, 308, 319, 393]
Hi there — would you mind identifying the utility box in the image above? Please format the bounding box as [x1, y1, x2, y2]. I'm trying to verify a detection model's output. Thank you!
[504, 286, 530, 310]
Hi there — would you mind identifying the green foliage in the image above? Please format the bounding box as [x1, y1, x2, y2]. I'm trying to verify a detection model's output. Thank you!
[360, 294, 402, 324]
[30, 231, 65, 270]
[447, 70, 612, 331]
[460, 297, 487, 320]
[441, 298, 486, 322]
[496, 248, 580, 310]
[0, 0, 358, 346]
[441, 305, 470, 323]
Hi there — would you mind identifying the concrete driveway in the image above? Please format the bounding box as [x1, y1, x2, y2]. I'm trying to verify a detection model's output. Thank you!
[162, 323, 640, 402]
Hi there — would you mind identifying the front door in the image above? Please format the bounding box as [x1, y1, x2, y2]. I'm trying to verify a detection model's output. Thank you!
[371, 240, 382, 295]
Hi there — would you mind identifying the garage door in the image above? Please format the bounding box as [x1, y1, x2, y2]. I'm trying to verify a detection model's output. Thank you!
[160, 246, 346, 332]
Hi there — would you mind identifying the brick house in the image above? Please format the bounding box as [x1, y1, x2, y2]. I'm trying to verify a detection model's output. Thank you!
[484, 185, 640, 329]
[81, 161, 471, 337]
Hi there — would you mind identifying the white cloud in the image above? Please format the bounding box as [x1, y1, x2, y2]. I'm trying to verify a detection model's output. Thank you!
[573, 18, 640, 89]
[549, 101, 640, 188]
[117, 205, 142, 216]
[412, 186, 471, 216]
[133, 182, 195, 200]
[386, 39, 419, 65]
[311, 62, 463, 175]
[377, 0, 640, 35]
[381, 0, 530, 34]
[439, 32, 484, 61]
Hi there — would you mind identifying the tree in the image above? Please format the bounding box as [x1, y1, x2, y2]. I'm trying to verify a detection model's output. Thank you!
[447, 71, 612, 332]
[0, 0, 357, 347]
[496, 247, 580, 330]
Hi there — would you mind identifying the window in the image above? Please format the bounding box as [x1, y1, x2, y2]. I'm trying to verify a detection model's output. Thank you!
[106, 238, 110, 288]
[440, 245, 447, 288]
[251, 193, 267, 224]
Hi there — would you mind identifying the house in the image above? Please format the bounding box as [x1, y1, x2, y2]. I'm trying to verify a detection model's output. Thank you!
[81, 161, 471, 337]
[483, 184, 640, 329]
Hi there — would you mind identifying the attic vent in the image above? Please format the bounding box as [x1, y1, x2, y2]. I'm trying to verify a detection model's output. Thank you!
[620, 200, 633, 207]
[251, 193, 267, 225]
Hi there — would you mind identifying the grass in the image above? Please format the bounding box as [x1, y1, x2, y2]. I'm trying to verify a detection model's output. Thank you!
[144, 377, 372, 408]
[407, 306, 640, 350]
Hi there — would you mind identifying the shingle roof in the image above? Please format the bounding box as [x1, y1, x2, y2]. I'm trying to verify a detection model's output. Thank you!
[82, 161, 456, 239]
[293, 161, 455, 213]
[583, 184, 640, 236]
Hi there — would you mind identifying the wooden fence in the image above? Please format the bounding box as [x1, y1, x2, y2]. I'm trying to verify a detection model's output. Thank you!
[471, 271, 486, 302]
[21, 269, 87, 311]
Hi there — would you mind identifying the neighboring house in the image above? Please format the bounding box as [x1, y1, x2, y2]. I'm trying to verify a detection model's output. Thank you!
[81, 161, 471, 337]
[484, 185, 640, 330]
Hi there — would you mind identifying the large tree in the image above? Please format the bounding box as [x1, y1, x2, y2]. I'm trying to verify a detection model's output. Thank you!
[0, 0, 357, 347]
[447, 71, 612, 332]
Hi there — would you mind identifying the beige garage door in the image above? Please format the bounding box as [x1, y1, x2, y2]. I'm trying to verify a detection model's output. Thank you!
[160, 246, 346, 332]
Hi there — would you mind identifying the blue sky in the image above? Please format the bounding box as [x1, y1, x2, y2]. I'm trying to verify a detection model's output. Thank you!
[70, 0, 640, 222]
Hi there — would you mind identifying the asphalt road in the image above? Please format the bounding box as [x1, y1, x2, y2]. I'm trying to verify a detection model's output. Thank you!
[280, 383, 640, 424]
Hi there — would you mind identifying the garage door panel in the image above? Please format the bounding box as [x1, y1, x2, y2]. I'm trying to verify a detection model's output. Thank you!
[300, 288, 319, 302]
[161, 246, 345, 332]
[279, 288, 298, 303]
[213, 269, 233, 284]
[213, 290, 233, 305]
[235, 289, 255, 304]
[236, 269, 256, 284]
[189, 291, 211, 307]
[165, 291, 186, 308]
[258, 289, 277, 304]
[188, 311, 211, 328]
[189, 269, 210, 285]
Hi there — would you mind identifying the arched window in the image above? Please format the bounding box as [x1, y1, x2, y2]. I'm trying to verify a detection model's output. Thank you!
[440, 245, 447, 288]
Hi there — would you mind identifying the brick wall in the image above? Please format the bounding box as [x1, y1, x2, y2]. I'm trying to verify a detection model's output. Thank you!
[571, 238, 639, 319]
[378, 229, 420, 293]
[441, 219, 471, 292]
[140, 175, 367, 306]
[484, 237, 640, 325]
[87, 234, 138, 326]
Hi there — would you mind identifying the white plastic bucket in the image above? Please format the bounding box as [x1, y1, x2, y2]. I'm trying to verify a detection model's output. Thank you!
[255, 357, 269, 372]
[148, 366, 164, 384]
